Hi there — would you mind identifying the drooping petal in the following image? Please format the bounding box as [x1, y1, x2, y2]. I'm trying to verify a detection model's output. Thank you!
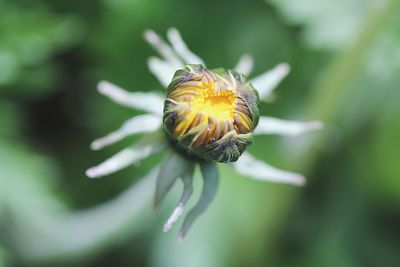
[86, 133, 165, 178]
[178, 162, 219, 240]
[90, 114, 162, 150]
[97, 81, 164, 115]
[166, 28, 205, 65]
[234, 54, 254, 76]
[147, 56, 178, 87]
[251, 63, 290, 99]
[154, 152, 194, 209]
[232, 152, 305, 186]
[144, 29, 183, 69]
[254, 116, 323, 136]
[163, 164, 194, 232]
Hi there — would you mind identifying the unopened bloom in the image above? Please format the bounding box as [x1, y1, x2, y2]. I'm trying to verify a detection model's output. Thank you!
[164, 64, 259, 162]
[86, 28, 322, 239]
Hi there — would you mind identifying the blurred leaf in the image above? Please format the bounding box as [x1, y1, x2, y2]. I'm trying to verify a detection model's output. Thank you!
[355, 92, 400, 204]
[267, 0, 375, 50]
[0, 2, 85, 97]
[0, 101, 21, 136]
[0, 137, 154, 264]
[0, 246, 9, 267]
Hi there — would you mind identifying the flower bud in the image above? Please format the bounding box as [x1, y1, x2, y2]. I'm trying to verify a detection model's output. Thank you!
[163, 64, 260, 163]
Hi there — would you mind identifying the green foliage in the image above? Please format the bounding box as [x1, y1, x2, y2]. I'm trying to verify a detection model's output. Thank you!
[0, 0, 399, 266]
[267, 0, 375, 50]
[0, 1, 84, 97]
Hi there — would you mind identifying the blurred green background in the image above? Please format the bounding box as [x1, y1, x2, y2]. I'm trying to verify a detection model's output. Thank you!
[1, 0, 400, 266]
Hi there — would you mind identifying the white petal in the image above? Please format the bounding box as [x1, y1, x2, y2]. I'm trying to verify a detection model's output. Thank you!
[143, 29, 183, 69]
[234, 54, 254, 75]
[251, 63, 290, 99]
[97, 81, 164, 115]
[86, 135, 165, 178]
[167, 28, 205, 65]
[233, 152, 305, 186]
[147, 56, 177, 87]
[254, 116, 323, 136]
[91, 114, 162, 150]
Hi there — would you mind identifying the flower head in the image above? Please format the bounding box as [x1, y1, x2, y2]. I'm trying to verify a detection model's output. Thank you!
[164, 64, 259, 162]
[86, 28, 323, 239]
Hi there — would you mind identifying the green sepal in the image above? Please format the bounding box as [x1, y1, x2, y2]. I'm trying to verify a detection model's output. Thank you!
[178, 162, 219, 240]
[154, 151, 194, 209]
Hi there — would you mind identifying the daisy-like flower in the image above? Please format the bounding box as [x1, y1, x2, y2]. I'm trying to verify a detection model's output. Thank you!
[86, 28, 322, 239]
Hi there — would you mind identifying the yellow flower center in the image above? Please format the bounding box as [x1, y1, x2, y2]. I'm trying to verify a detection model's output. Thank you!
[191, 87, 236, 121]
[167, 69, 253, 146]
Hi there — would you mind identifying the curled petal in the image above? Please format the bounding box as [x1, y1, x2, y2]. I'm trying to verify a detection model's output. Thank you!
[86, 133, 165, 178]
[233, 152, 305, 186]
[254, 116, 323, 136]
[91, 114, 162, 150]
[147, 56, 178, 87]
[167, 28, 205, 65]
[251, 63, 290, 99]
[178, 162, 219, 240]
[234, 54, 254, 76]
[154, 152, 194, 209]
[97, 81, 164, 115]
[144, 29, 183, 69]
[163, 165, 194, 232]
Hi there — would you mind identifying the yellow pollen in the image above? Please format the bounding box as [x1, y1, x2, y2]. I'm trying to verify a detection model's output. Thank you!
[192, 93, 235, 121]
[168, 74, 253, 146]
